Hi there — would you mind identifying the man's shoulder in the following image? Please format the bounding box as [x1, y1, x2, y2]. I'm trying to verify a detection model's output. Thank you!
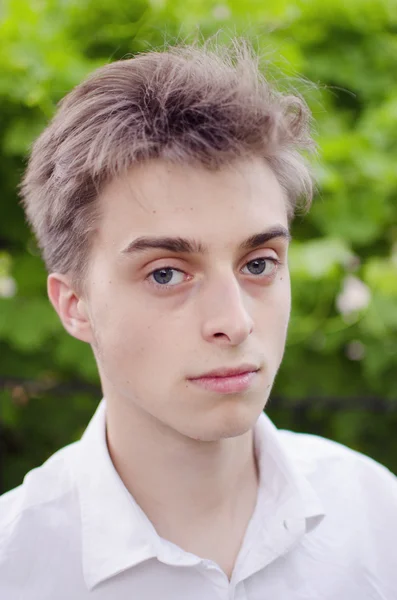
[0, 440, 78, 520]
[0, 441, 82, 581]
[276, 428, 397, 595]
[279, 427, 396, 477]
[278, 427, 397, 513]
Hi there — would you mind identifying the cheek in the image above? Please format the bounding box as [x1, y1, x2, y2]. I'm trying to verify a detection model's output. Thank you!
[278, 280, 291, 334]
[258, 276, 291, 339]
[281, 280, 292, 323]
[92, 294, 182, 375]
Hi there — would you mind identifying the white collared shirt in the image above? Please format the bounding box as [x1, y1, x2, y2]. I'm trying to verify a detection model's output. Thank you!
[1, 400, 396, 599]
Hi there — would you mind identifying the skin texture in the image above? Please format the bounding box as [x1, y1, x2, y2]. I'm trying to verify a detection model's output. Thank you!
[48, 156, 291, 579]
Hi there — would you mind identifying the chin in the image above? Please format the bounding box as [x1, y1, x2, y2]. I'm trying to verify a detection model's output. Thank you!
[190, 400, 264, 442]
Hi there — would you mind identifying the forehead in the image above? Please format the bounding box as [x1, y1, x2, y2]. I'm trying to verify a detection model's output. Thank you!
[96, 157, 288, 250]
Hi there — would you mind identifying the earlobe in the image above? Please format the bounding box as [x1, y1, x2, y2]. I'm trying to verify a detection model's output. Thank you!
[47, 273, 93, 344]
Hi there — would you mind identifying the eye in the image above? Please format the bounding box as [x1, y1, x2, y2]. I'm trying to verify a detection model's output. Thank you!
[241, 257, 279, 277]
[149, 267, 186, 286]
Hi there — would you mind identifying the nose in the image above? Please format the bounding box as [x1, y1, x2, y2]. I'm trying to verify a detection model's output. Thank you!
[200, 274, 254, 347]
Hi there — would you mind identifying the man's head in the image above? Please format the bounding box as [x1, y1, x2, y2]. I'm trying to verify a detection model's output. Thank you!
[20, 41, 315, 441]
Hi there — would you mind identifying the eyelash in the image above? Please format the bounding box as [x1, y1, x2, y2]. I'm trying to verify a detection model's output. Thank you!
[146, 257, 283, 291]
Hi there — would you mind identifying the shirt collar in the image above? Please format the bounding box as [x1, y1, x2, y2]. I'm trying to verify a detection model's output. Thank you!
[71, 401, 160, 590]
[254, 411, 325, 529]
[234, 410, 325, 581]
[71, 400, 325, 590]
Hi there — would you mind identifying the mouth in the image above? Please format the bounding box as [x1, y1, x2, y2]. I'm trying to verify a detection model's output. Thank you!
[187, 364, 260, 394]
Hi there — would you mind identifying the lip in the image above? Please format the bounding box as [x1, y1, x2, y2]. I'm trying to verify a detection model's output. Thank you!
[191, 364, 260, 379]
[188, 364, 260, 394]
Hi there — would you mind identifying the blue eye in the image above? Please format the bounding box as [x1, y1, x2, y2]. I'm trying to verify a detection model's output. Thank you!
[242, 258, 279, 276]
[150, 268, 185, 286]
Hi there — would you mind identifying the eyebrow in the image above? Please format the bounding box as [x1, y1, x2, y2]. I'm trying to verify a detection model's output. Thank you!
[121, 225, 291, 256]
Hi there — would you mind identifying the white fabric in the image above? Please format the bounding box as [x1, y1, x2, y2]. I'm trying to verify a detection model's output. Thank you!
[1, 400, 396, 599]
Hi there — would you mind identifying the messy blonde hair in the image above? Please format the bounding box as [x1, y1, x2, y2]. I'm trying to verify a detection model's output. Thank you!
[20, 40, 315, 287]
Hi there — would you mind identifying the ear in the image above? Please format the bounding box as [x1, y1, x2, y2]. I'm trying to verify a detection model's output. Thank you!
[47, 273, 93, 344]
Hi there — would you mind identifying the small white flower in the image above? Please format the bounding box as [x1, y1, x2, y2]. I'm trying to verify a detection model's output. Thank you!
[336, 275, 371, 316]
[0, 276, 17, 298]
[346, 340, 366, 361]
[212, 5, 231, 20]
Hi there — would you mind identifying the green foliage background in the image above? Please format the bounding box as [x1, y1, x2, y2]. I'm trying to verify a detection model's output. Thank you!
[1, 0, 397, 492]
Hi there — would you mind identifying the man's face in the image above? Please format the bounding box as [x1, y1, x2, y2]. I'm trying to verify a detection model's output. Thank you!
[83, 157, 291, 441]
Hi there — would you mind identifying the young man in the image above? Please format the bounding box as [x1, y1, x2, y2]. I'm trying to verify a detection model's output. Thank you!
[0, 42, 396, 599]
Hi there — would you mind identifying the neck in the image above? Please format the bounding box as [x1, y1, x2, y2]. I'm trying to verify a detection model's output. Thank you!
[105, 398, 259, 538]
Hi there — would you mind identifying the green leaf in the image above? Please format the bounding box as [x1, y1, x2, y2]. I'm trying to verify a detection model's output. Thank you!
[289, 238, 353, 279]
